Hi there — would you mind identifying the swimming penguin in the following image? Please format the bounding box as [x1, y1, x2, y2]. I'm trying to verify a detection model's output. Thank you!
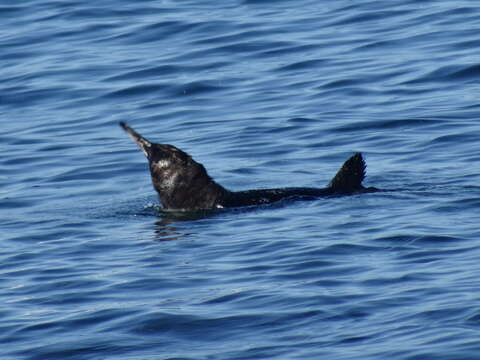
[120, 122, 378, 211]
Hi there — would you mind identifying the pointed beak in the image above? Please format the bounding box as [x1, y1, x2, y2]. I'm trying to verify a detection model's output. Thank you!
[119, 122, 152, 158]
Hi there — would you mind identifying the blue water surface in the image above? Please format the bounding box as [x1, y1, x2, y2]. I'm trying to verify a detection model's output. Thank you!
[2, 1, 480, 359]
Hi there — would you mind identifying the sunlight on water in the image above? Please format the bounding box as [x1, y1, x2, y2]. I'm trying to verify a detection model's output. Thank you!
[1, 1, 480, 360]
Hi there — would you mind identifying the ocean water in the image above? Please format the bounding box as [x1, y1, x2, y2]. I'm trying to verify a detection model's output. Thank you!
[2, 1, 480, 359]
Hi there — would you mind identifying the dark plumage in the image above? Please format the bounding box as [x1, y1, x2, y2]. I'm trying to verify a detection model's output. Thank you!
[120, 122, 378, 211]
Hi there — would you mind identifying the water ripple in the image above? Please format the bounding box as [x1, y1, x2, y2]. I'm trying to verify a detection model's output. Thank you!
[2, 1, 480, 360]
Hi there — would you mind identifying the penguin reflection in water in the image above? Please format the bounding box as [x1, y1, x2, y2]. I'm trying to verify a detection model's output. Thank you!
[120, 122, 379, 212]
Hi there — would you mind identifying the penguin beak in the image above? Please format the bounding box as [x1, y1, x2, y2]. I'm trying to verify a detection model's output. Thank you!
[119, 122, 152, 158]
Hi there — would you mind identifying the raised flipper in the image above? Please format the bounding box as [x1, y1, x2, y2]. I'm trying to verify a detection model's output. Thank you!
[328, 153, 366, 193]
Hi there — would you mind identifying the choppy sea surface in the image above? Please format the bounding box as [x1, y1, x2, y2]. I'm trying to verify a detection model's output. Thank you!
[2, 1, 480, 359]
